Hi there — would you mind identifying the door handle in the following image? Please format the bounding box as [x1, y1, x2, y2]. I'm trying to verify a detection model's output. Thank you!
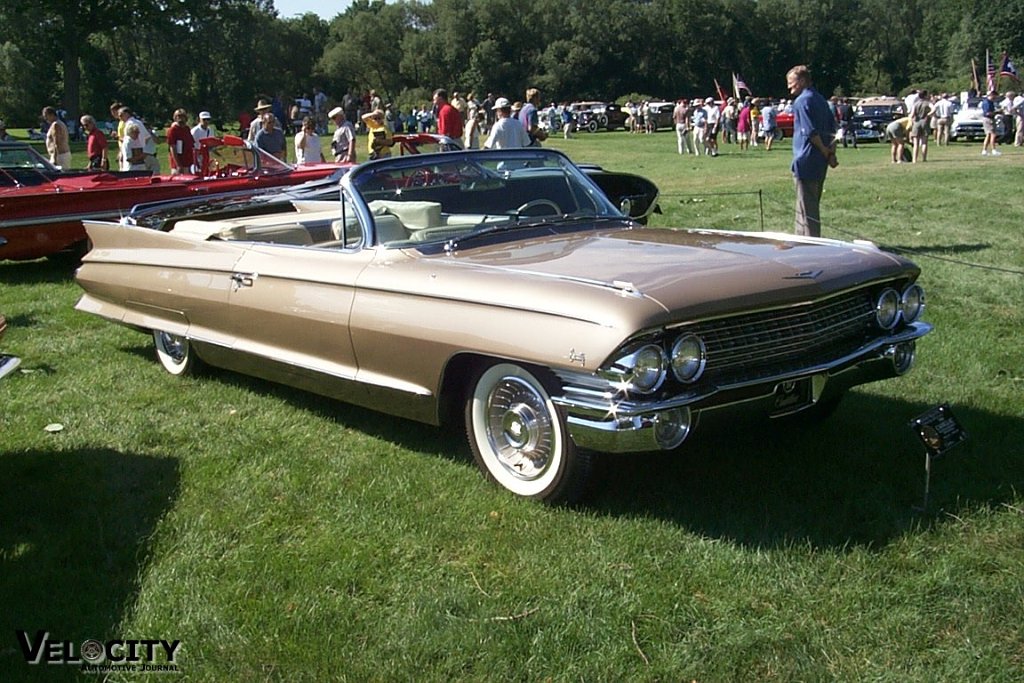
[231, 272, 258, 289]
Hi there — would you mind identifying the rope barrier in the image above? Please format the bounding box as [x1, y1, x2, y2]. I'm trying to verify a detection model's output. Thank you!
[658, 189, 1024, 277]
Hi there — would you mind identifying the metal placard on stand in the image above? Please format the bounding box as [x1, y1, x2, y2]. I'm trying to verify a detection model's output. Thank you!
[909, 403, 969, 512]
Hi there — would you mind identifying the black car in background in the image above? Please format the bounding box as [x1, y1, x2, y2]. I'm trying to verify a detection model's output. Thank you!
[851, 97, 906, 142]
[570, 101, 628, 132]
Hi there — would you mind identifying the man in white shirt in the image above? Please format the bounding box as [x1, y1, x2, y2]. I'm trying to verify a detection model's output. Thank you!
[189, 111, 217, 174]
[191, 111, 216, 143]
[1012, 92, 1024, 146]
[483, 97, 531, 149]
[704, 97, 721, 157]
[932, 94, 953, 146]
[329, 106, 356, 163]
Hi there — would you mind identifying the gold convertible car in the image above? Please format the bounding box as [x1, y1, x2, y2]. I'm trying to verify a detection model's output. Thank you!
[76, 149, 931, 503]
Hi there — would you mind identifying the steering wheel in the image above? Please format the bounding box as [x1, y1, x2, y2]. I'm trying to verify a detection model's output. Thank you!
[215, 163, 242, 179]
[404, 168, 434, 188]
[514, 199, 562, 220]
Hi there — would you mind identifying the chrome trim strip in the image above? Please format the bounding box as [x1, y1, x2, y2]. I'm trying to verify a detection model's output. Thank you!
[0, 208, 126, 229]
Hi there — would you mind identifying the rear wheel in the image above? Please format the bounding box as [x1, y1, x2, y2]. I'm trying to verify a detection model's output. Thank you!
[465, 362, 590, 503]
[153, 330, 201, 376]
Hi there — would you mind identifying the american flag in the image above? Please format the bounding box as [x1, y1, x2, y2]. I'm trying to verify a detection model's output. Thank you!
[1000, 52, 1020, 82]
[733, 73, 751, 98]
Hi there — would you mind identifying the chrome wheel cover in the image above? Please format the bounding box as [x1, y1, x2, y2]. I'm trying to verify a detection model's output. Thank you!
[485, 375, 555, 482]
[155, 331, 188, 366]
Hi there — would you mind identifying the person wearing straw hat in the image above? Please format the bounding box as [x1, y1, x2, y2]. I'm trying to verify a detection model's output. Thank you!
[248, 99, 278, 141]
[360, 109, 393, 160]
[483, 97, 530, 149]
[329, 106, 356, 163]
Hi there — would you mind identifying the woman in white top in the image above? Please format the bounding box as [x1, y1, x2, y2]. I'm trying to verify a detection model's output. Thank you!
[121, 123, 147, 171]
[464, 107, 484, 149]
[294, 117, 324, 165]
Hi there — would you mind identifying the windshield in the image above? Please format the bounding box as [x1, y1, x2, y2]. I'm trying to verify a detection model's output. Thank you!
[203, 139, 293, 178]
[346, 149, 621, 248]
[0, 145, 57, 171]
[856, 104, 903, 117]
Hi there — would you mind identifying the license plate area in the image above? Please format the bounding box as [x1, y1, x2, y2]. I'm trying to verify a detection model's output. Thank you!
[769, 377, 814, 416]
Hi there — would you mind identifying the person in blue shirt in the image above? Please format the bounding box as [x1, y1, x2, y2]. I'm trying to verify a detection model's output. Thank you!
[786, 65, 838, 237]
[980, 90, 1000, 156]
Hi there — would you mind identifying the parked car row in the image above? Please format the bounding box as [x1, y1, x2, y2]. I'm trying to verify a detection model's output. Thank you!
[549, 92, 1016, 146]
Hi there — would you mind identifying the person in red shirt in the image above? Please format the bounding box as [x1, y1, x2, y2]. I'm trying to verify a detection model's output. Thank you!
[79, 114, 109, 170]
[432, 88, 463, 149]
[166, 108, 196, 175]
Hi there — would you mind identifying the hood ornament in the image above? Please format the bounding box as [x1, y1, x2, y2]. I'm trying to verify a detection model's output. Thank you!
[786, 269, 823, 280]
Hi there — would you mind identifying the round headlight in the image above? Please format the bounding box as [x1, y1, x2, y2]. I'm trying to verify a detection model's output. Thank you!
[671, 334, 706, 383]
[901, 284, 925, 323]
[653, 408, 693, 450]
[875, 288, 900, 329]
[625, 344, 666, 394]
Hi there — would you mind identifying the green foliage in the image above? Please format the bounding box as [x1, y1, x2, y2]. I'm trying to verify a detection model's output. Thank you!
[0, 43, 47, 126]
[2, 0, 1024, 127]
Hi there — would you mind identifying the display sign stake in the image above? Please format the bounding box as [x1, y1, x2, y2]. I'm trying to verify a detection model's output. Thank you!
[909, 403, 968, 512]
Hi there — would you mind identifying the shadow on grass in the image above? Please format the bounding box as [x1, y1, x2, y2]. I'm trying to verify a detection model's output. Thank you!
[0, 448, 179, 682]
[0, 258, 77, 286]
[587, 393, 1024, 550]
[114, 339, 1023, 551]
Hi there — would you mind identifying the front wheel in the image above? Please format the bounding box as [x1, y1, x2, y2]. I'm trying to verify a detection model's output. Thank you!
[465, 363, 590, 503]
[153, 330, 201, 376]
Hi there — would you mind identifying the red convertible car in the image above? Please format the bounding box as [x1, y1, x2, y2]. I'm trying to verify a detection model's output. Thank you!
[0, 136, 344, 262]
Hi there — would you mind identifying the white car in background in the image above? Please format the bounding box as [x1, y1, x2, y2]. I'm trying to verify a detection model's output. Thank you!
[951, 94, 1007, 142]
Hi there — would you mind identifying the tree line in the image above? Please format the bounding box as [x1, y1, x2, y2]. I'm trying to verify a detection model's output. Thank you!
[1, 0, 1020, 128]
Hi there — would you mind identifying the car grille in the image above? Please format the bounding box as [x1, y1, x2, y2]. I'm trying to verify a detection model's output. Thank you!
[691, 289, 877, 386]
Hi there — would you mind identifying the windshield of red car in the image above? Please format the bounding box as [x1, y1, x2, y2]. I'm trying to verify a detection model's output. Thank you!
[207, 142, 293, 176]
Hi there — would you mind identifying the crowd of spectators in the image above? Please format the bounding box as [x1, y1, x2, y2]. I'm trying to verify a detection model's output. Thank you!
[14, 82, 1022, 173]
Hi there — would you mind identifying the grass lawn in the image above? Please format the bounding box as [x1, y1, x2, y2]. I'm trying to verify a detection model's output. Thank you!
[2, 131, 1023, 680]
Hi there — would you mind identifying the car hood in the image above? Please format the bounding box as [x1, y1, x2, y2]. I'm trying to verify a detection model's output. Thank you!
[385, 225, 914, 329]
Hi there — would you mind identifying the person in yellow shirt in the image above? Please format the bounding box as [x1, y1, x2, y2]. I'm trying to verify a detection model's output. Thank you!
[361, 109, 393, 160]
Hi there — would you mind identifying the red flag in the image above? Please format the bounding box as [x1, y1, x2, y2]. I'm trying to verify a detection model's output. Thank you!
[713, 78, 729, 110]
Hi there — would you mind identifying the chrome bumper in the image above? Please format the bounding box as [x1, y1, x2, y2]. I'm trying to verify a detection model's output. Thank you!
[557, 323, 932, 453]
[0, 354, 21, 381]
